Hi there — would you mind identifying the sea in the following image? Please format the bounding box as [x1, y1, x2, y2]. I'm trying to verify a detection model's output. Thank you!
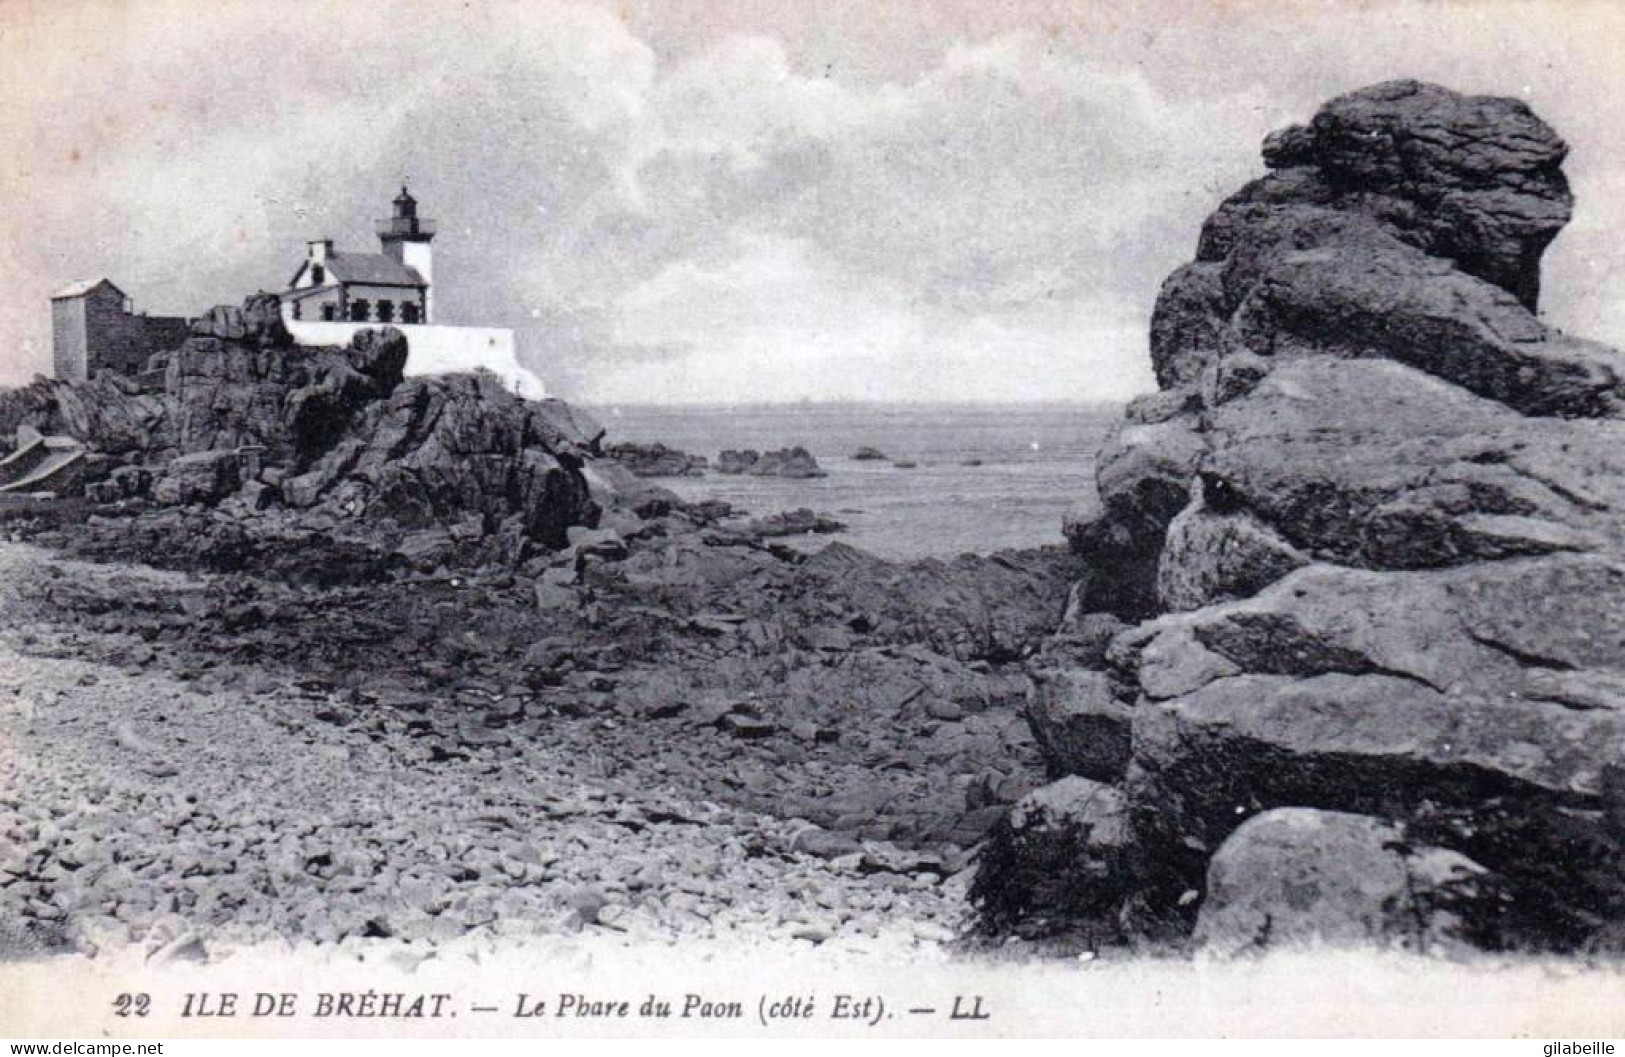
[585, 402, 1122, 561]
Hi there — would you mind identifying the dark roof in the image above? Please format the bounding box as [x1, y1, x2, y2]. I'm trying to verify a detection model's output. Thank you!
[324, 252, 425, 287]
[278, 285, 335, 302]
[51, 278, 124, 300]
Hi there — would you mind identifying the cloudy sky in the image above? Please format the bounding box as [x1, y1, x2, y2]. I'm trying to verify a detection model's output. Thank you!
[2, 0, 1625, 403]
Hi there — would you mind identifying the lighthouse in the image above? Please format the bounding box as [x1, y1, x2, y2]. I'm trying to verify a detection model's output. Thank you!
[377, 185, 437, 322]
[277, 186, 546, 399]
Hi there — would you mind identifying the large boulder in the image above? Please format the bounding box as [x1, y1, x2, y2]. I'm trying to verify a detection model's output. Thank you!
[1120, 559, 1625, 949]
[1221, 211, 1622, 416]
[1204, 79, 1571, 313]
[1149, 263, 1227, 389]
[1024, 667, 1133, 783]
[971, 776, 1132, 934]
[999, 82, 1625, 954]
[188, 292, 293, 348]
[1155, 489, 1307, 612]
[1193, 809, 1489, 956]
[152, 450, 241, 506]
[1068, 415, 1207, 617]
[1289, 80, 1570, 311]
[1198, 358, 1625, 571]
[1061, 79, 1617, 618]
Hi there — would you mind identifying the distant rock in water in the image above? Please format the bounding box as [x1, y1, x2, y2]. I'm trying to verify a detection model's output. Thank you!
[744, 507, 845, 538]
[977, 80, 1625, 957]
[715, 450, 753, 475]
[851, 446, 888, 461]
[604, 441, 707, 478]
[716, 446, 826, 478]
[892, 460, 918, 469]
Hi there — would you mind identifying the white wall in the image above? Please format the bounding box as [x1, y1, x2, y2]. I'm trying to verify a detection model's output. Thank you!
[331, 283, 425, 315]
[399, 241, 433, 321]
[281, 288, 341, 322]
[284, 321, 545, 400]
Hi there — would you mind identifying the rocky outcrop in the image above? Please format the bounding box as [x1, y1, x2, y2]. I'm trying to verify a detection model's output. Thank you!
[187, 292, 293, 347]
[0, 297, 606, 556]
[167, 323, 408, 462]
[0, 311, 403, 463]
[279, 370, 601, 550]
[717, 447, 826, 478]
[604, 442, 707, 478]
[984, 81, 1625, 955]
[0, 371, 169, 459]
[743, 508, 846, 538]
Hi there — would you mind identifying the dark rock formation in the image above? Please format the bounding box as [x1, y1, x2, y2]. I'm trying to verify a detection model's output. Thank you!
[743, 507, 845, 538]
[971, 776, 1131, 937]
[1245, 80, 1572, 313]
[604, 442, 708, 478]
[716, 447, 826, 478]
[281, 370, 601, 550]
[983, 81, 1625, 956]
[187, 292, 294, 348]
[715, 450, 754, 475]
[852, 446, 888, 461]
[152, 450, 242, 507]
[0, 297, 606, 557]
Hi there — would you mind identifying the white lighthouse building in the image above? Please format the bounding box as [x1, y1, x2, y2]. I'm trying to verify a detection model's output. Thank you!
[279, 187, 544, 399]
[379, 185, 436, 322]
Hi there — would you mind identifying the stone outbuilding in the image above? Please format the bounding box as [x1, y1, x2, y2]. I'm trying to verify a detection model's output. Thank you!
[49, 278, 190, 382]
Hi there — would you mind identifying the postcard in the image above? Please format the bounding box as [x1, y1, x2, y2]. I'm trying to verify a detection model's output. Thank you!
[2, 0, 1623, 1041]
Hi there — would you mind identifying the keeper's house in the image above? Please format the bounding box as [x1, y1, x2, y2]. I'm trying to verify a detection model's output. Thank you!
[279, 187, 543, 399]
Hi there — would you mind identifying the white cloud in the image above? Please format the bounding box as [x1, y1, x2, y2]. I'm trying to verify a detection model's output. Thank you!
[514, 27, 1269, 402]
[588, 231, 1151, 403]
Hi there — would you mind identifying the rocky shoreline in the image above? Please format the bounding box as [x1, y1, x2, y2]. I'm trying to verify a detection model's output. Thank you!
[0, 543, 978, 961]
[0, 471, 1077, 959]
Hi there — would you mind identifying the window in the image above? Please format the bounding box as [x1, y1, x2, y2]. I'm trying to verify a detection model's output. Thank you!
[349, 299, 370, 322]
[320, 303, 336, 322]
[292, 302, 302, 321]
[401, 302, 421, 324]
[311, 263, 325, 285]
[377, 299, 394, 323]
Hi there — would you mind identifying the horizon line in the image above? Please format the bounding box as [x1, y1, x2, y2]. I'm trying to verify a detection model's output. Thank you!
[574, 396, 1135, 409]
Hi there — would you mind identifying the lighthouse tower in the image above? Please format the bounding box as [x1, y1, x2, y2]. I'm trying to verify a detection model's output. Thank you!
[378, 186, 436, 322]
[279, 185, 545, 399]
